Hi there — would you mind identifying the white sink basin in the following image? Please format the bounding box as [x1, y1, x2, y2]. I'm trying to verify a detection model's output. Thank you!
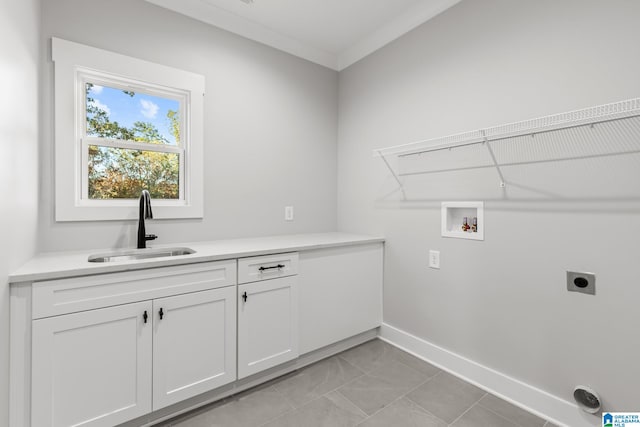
[88, 247, 196, 263]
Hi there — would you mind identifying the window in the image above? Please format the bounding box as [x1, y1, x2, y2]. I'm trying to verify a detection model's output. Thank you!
[83, 77, 184, 200]
[52, 38, 204, 221]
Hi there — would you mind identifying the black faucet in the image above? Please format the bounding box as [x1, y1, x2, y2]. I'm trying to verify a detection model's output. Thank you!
[137, 190, 158, 249]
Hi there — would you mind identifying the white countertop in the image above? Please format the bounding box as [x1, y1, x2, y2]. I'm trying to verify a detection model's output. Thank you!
[9, 232, 384, 283]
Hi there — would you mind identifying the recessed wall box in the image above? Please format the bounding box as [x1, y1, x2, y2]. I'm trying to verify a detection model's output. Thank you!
[441, 201, 484, 241]
[567, 271, 596, 295]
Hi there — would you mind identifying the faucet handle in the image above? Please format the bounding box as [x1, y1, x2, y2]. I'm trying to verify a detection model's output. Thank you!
[145, 234, 158, 241]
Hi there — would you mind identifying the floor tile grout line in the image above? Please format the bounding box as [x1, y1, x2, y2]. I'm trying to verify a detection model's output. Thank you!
[256, 353, 372, 425]
[445, 392, 488, 426]
[169, 340, 548, 427]
[315, 369, 368, 404]
[324, 386, 370, 420]
[334, 352, 368, 374]
[263, 366, 371, 424]
[334, 387, 373, 422]
[256, 405, 297, 427]
[336, 354, 382, 376]
[399, 371, 445, 407]
[393, 374, 447, 421]
[367, 357, 439, 412]
[272, 359, 364, 393]
[403, 370, 444, 409]
[269, 359, 341, 403]
[328, 365, 373, 410]
[319, 360, 369, 396]
[352, 369, 442, 426]
[259, 374, 375, 427]
[391, 357, 443, 379]
[369, 376, 430, 418]
[477, 399, 548, 427]
[341, 340, 440, 377]
[336, 340, 399, 375]
[245, 385, 296, 427]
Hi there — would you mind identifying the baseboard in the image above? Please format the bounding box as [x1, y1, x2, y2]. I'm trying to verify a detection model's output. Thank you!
[379, 323, 600, 427]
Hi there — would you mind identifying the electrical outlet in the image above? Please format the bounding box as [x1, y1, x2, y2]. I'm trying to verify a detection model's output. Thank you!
[285, 206, 294, 221]
[429, 250, 440, 269]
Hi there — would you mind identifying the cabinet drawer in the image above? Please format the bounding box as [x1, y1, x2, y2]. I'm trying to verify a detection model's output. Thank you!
[32, 260, 237, 319]
[237, 253, 298, 284]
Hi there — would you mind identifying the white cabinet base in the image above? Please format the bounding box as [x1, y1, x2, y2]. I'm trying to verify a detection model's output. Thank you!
[12, 239, 384, 427]
[298, 243, 383, 354]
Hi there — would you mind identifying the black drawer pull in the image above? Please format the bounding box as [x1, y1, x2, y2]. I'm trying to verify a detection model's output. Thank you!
[242, 291, 248, 302]
[159, 307, 164, 320]
[143, 310, 148, 324]
[259, 264, 285, 272]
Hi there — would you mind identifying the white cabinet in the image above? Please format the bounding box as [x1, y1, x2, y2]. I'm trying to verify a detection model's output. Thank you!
[11, 237, 384, 427]
[153, 287, 236, 409]
[237, 253, 299, 379]
[32, 301, 153, 427]
[298, 243, 383, 354]
[28, 261, 237, 427]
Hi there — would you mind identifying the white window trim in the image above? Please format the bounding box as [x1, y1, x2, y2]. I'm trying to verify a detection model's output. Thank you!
[52, 37, 205, 221]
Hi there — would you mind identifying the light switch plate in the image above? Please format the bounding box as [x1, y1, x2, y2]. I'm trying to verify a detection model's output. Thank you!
[429, 250, 440, 269]
[285, 206, 294, 221]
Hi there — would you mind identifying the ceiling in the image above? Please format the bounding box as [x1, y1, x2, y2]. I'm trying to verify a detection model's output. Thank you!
[145, 0, 461, 70]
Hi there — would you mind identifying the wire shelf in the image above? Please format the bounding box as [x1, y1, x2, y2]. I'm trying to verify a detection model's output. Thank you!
[374, 98, 640, 158]
[373, 98, 640, 195]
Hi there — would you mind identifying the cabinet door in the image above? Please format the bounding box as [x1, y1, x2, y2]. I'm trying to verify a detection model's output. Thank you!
[153, 287, 236, 409]
[32, 301, 152, 427]
[238, 276, 298, 379]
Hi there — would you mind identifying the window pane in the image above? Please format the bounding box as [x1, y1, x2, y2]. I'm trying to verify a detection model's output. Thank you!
[86, 83, 181, 145]
[88, 145, 180, 199]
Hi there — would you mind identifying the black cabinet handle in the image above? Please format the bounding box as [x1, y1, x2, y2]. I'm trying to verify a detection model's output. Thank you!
[242, 292, 248, 302]
[143, 310, 148, 324]
[159, 307, 164, 320]
[259, 264, 285, 272]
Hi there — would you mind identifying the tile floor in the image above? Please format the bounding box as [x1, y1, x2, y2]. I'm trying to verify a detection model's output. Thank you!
[158, 339, 559, 427]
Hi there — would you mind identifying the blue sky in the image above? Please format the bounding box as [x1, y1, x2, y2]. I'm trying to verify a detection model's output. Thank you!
[87, 84, 180, 145]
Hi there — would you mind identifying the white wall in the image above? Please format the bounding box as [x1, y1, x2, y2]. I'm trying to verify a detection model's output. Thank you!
[39, 0, 338, 252]
[0, 0, 40, 425]
[13, 0, 640, 423]
[338, 0, 640, 417]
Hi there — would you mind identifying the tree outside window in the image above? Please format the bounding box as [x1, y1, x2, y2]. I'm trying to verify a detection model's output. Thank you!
[85, 82, 182, 199]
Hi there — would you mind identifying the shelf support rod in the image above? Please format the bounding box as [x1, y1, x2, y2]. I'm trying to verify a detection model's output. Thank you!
[377, 150, 406, 199]
[482, 131, 506, 188]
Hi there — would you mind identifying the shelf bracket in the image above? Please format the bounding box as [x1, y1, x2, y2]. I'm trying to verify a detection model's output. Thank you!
[482, 131, 506, 188]
[378, 151, 406, 199]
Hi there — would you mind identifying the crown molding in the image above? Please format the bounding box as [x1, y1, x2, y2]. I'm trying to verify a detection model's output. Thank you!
[146, 0, 460, 71]
[337, 0, 461, 70]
